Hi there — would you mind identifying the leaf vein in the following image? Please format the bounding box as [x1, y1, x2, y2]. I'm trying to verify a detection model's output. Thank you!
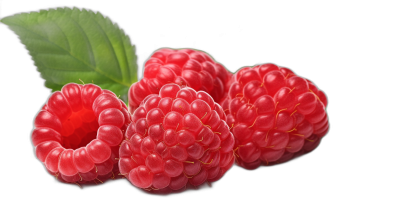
[89, 14, 123, 80]
[51, 20, 71, 51]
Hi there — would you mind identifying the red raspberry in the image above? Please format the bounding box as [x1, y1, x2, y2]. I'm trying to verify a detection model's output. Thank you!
[120, 84, 234, 191]
[32, 83, 131, 184]
[128, 48, 232, 112]
[221, 63, 329, 169]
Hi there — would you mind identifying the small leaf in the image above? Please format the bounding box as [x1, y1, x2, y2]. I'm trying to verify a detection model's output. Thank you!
[1, 7, 137, 103]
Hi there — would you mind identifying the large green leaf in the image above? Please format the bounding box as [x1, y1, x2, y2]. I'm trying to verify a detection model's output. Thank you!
[1, 7, 137, 103]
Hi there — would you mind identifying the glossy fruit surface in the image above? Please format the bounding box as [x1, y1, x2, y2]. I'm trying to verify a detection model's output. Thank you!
[221, 63, 329, 169]
[32, 83, 131, 184]
[120, 84, 234, 191]
[128, 48, 232, 112]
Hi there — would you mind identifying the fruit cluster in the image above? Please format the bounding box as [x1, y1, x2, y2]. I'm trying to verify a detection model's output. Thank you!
[32, 48, 329, 192]
[33, 83, 130, 183]
[128, 48, 232, 112]
[120, 84, 234, 191]
[221, 64, 328, 169]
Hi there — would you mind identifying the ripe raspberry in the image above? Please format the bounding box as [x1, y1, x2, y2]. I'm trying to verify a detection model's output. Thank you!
[221, 63, 329, 169]
[32, 83, 131, 184]
[120, 84, 234, 191]
[128, 48, 232, 112]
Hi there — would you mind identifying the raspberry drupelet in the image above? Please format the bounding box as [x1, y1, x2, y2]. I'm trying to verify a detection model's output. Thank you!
[221, 63, 329, 169]
[128, 48, 232, 113]
[32, 83, 131, 184]
[120, 84, 234, 191]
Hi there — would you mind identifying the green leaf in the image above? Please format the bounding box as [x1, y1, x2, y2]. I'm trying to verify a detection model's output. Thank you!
[1, 7, 137, 103]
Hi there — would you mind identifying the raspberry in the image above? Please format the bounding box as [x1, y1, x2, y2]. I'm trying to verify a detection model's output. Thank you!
[120, 83, 234, 191]
[32, 83, 131, 184]
[128, 48, 232, 112]
[221, 63, 329, 169]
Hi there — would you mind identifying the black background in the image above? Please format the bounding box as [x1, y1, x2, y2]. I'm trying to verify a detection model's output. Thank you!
[0, 0, 350, 222]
